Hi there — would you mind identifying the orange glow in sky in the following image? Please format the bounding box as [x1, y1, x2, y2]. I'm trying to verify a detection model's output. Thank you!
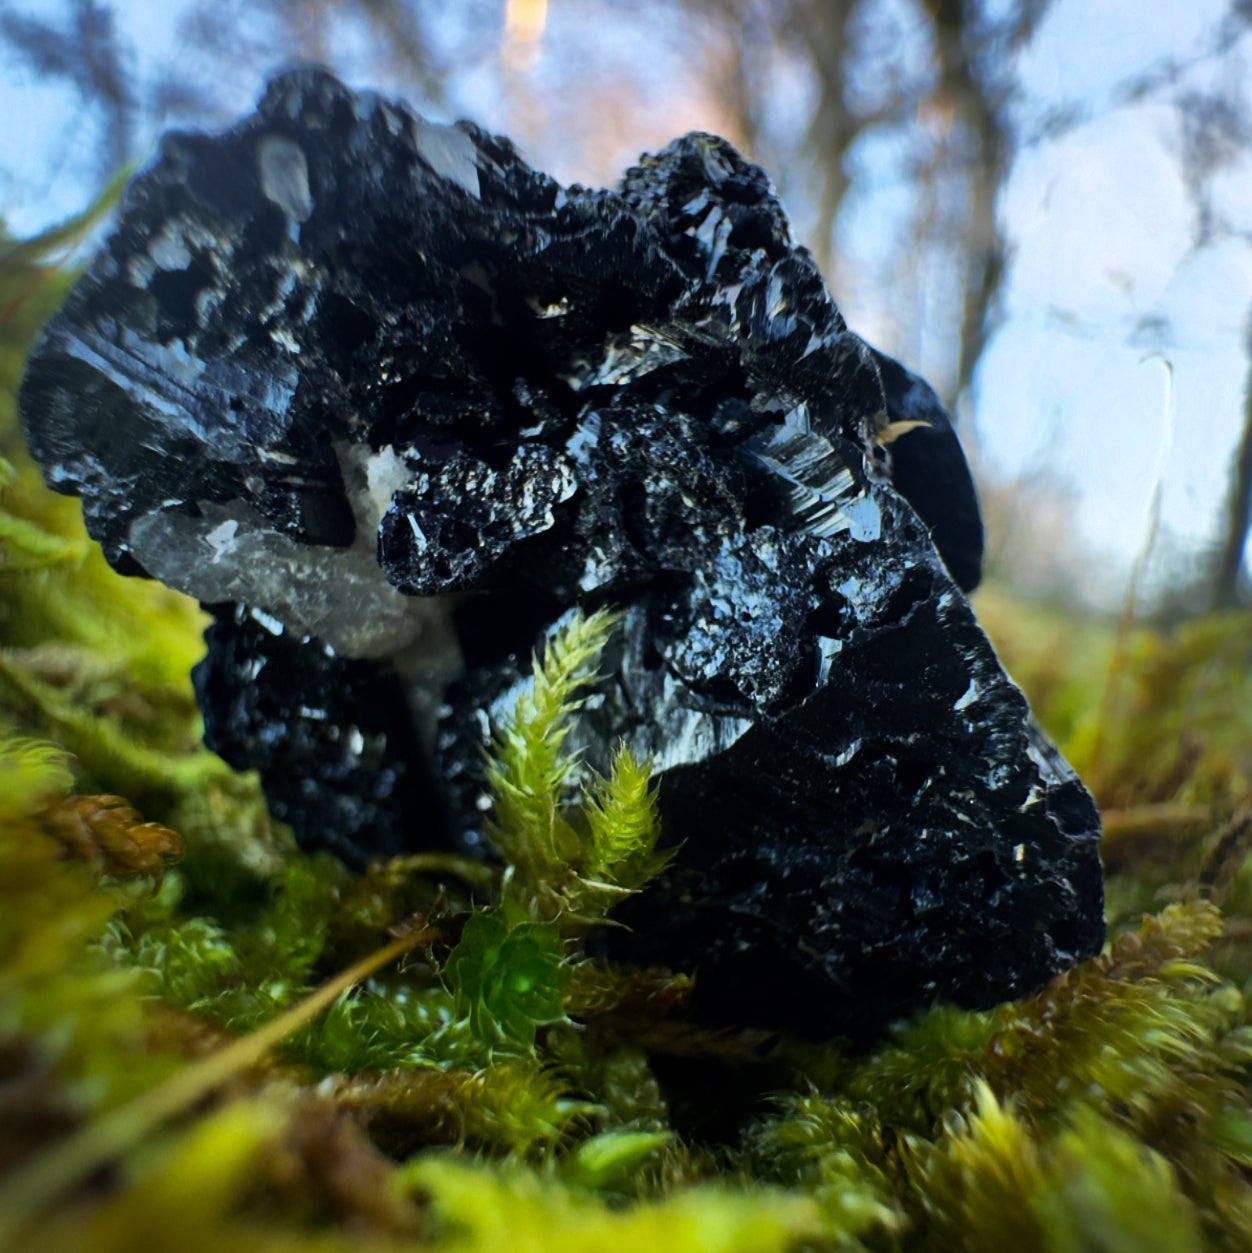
[504, 0, 549, 66]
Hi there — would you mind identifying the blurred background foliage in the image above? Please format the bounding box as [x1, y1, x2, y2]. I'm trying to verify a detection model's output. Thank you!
[6, 3, 1252, 1251]
[3, 0, 1252, 610]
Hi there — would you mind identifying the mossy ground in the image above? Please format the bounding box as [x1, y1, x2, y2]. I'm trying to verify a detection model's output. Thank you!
[3, 217, 1252, 1253]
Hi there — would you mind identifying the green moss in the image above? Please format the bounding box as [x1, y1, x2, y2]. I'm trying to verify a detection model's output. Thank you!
[399, 1154, 825, 1253]
[483, 606, 671, 928]
[6, 207, 1252, 1253]
[445, 913, 569, 1050]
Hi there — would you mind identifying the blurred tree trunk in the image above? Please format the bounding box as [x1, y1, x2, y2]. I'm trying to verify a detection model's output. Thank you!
[920, 0, 1010, 410]
[707, 0, 1030, 412]
[798, 0, 860, 285]
[691, 0, 867, 286]
[708, 0, 763, 156]
[1213, 315, 1252, 606]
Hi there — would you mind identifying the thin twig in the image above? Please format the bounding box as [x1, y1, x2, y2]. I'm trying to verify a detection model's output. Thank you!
[1089, 356, 1176, 793]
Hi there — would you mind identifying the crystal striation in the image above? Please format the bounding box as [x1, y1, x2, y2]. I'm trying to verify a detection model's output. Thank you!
[19, 69, 1102, 1038]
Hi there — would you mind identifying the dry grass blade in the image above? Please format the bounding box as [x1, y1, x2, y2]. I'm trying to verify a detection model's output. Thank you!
[0, 927, 429, 1250]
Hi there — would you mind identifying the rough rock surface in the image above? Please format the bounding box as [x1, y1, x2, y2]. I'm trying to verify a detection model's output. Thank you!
[20, 68, 1102, 1038]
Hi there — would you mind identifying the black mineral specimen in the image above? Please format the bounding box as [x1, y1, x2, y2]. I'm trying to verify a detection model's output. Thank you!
[19, 68, 1103, 1039]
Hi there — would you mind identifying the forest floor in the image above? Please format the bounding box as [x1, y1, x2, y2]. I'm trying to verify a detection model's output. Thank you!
[3, 220, 1252, 1253]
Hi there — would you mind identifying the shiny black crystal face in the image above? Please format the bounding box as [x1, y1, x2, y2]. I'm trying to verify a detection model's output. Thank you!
[19, 68, 1102, 1039]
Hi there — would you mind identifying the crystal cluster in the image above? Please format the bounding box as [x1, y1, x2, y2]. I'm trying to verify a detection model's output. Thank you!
[20, 69, 1103, 1037]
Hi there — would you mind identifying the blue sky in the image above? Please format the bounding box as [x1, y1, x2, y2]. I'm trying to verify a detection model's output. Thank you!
[2, 0, 1249, 609]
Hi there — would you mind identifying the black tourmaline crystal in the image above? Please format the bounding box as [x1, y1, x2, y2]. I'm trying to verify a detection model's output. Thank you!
[19, 69, 1103, 1038]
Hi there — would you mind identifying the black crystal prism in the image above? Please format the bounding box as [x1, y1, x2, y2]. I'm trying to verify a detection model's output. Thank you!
[19, 68, 1101, 1038]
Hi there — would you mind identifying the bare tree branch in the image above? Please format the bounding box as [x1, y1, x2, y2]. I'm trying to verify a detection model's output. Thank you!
[918, 0, 1012, 409]
[795, 0, 859, 283]
[0, 0, 134, 176]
